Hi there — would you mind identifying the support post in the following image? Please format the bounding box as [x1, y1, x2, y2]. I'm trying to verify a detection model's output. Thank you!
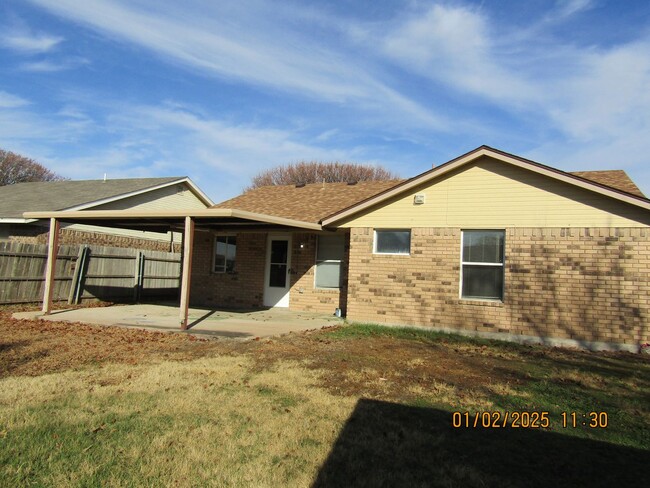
[42, 218, 60, 314]
[179, 216, 194, 330]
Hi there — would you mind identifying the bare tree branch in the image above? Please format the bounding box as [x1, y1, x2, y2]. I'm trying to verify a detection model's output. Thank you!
[247, 161, 398, 190]
[0, 149, 67, 186]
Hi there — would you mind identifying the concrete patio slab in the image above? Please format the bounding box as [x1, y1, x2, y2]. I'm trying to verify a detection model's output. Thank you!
[12, 304, 342, 340]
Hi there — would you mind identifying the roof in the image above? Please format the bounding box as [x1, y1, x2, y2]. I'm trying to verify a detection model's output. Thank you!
[22, 208, 323, 231]
[570, 170, 645, 197]
[322, 146, 650, 226]
[212, 180, 402, 224]
[0, 177, 210, 219]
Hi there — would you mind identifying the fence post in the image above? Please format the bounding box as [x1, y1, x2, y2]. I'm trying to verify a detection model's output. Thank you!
[133, 251, 144, 302]
[68, 245, 88, 305]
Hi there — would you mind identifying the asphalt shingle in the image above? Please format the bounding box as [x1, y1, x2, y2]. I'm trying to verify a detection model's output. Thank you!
[0, 177, 183, 218]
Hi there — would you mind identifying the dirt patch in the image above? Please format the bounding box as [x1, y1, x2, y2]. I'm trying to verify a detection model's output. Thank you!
[249, 333, 527, 405]
[2, 305, 647, 409]
[0, 308, 236, 378]
[1, 307, 516, 401]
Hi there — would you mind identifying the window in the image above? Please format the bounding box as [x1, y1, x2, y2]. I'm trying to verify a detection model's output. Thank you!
[315, 234, 345, 288]
[374, 229, 410, 255]
[461, 230, 505, 300]
[214, 235, 236, 273]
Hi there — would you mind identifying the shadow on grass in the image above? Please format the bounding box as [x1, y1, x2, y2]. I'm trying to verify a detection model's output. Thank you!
[313, 399, 647, 488]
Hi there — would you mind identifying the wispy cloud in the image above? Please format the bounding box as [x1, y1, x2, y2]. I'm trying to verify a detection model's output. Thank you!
[0, 96, 391, 198]
[24, 0, 444, 129]
[371, 3, 650, 177]
[19, 57, 89, 72]
[554, 0, 595, 19]
[381, 4, 532, 104]
[0, 91, 30, 108]
[0, 26, 63, 53]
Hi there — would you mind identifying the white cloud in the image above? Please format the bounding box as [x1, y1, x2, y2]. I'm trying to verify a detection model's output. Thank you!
[381, 4, 533, 104]
[19, 57, 89, 72]
[1, 28, 63, 53]
[554, 0, 594, 19]
[24, 0, 444, 129]
[546, 41, 650, 140]
[0, 91, 30, 108]
[374, 3, 650, 184]
[0, 95, 388, 199]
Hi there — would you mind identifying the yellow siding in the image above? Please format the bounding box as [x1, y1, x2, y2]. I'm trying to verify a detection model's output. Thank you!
[66, 183, 209, 241]
[93, 184, 208, 211]
[338, 157, 650, 228]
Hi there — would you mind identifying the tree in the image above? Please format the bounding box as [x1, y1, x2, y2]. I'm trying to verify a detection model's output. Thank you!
[0, 149, 67, 186]
[247, 161, 398, 190]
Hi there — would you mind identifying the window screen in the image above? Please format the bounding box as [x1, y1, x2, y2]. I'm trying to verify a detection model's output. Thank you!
[461, 230, 504, 300]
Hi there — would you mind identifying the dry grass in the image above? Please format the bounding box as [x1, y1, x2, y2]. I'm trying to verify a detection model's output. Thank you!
[1, 311, 649, 487]
[0, 356, 356, 487]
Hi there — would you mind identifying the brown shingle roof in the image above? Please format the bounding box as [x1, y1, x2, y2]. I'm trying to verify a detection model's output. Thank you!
[212, 180, 403, 223]
[570, 170, 645, 197]
[214, 165, 646, 225]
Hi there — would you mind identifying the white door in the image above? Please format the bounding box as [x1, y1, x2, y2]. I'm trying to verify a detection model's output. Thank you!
[263, 235, 291, 307]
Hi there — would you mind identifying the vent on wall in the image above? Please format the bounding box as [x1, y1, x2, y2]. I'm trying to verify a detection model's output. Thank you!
[413, 194, 426, 205]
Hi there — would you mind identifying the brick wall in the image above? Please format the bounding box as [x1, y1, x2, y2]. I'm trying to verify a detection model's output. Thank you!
[190, 231, 266, 308]
[346, 227, 650, 349]
[188, 230, 349, 313]
[289, 232, 349, 314]
[4, 225, 180, 252]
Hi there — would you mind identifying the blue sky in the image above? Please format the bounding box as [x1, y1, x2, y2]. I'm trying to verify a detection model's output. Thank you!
[1, 0, 650, 201]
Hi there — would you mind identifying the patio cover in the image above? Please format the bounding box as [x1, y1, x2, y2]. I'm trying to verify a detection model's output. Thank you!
[23, 208, 322, 329]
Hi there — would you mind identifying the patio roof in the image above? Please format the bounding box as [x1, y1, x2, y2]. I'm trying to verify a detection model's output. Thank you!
[23, 208, 323, 232]
[25, 208, 322, 331]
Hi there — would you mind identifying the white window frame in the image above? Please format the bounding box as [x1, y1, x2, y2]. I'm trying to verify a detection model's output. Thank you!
[314, 234, 345, 289]
[213, 234, 237, 274]
[373, 229, 411, 255]
[459, 229, 505, 301]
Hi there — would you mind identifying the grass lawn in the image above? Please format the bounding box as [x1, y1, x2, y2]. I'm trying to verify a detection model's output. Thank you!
[1, 306, 648, 487]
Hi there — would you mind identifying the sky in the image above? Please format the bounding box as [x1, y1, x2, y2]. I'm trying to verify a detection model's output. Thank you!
[1, 0, 650, 201]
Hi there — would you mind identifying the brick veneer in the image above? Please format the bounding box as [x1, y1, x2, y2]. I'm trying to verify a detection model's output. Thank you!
[289, 232, 349, 315]
[189, 230, 349, 313]
[6, 226, 180, 252]
[346, 227, 650, 349]
[190, 231, 266, 308]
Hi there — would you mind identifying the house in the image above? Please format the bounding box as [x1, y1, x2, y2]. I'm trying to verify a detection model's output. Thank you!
[26, 146, 650, 351]
[0, 177, 213, 250]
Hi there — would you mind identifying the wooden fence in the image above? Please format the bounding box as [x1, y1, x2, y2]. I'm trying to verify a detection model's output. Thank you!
[0, 241, 181, 305]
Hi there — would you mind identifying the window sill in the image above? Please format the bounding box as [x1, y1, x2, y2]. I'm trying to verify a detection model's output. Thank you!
[459, 298, 504, 307]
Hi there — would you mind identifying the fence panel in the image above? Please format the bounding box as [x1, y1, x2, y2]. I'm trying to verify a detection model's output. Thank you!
[140, 249, 182, 300]
[0, 241, 181, 304]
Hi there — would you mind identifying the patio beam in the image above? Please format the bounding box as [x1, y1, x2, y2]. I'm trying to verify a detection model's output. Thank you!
[179, 216, 194, 330]
[42, 217, 60, 315]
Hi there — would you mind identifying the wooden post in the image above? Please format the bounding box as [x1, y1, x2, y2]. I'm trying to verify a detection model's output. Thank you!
[179, 216, 194, 330]
[42, 218, 60, 314]
[68, 245, 87, 305]
[133, 251, 144, 302]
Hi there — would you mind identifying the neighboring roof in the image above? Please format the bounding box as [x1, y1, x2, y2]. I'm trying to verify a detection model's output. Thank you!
[322, 146, 650, 226]
[212, 180, 402, 224]
[0, 177, 213, 220]
[570, 170, 645, 197]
